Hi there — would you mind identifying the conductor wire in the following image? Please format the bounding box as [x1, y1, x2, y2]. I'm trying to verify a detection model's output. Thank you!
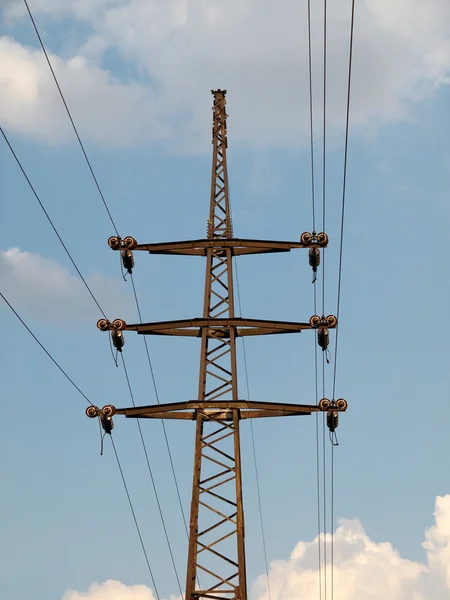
[313, 284, 322, 600]
[23, 0, 120, 237]
[110, 435, 161, 599]
[0, 128, 107, 320]
[330, 3, 356, 599]
[1, 292, 93, 406]
[332, 0, 355, 403]
[235, 261, 272, 600]
[321, 0, 328, 318]
[120, 352, 184, 599]
[307, 0, 317, 232]
[130, 274, 190, 541]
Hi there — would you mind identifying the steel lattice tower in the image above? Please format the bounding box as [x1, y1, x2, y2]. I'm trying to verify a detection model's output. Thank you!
[91, 90, 345, 600]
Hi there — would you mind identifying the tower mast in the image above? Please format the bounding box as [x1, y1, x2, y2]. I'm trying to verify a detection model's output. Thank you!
[91, 90, 345, 600]
[186, 89, 247, 599]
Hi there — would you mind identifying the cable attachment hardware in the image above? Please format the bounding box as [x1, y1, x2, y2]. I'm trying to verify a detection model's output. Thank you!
[85, 404, 116, 432]
[318, 328, 329, 351]
[327, 409, 339, 445]
[121, 249, 134, 274]
[108, 236, 121, 249]
[309, 315, 337, 353]
[308, 247, 320, 283]
[300, 231, 329, 247]
[318, 397, 348, 412]
[86, 405, 99, 418]
[327, 410, 338, 432]
[86, 405, 116, 454]
[108, 235, 137, 250]
[97, 318, 126, 352]
[112, 329, 124, 352]
[97, 318, 110, 331]
[100, 404, 116, 434]
[111, 319, 126, 353]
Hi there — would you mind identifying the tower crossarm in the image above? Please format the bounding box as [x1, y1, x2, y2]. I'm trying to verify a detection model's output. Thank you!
[112, 399, 336, 420]
[98, 317, 336, 338]
[105, 236, 328, 256]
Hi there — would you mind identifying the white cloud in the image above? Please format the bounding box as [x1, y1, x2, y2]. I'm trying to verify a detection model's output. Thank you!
[0, 248, 132, 324]
[0, 0, 449, 151]
[0, 37, 163, 148]
[61, 495, 450, 600]
[62, 580, 157, 600]
[253, 494, 450, 600]
[423, 495, 450, 590]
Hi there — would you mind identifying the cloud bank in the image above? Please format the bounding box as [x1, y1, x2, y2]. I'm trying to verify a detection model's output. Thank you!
[1, 0, 449, 150]
[62, 580, 157, 600]
[0, 248, 132, 324]
[61, 495, 450, 599]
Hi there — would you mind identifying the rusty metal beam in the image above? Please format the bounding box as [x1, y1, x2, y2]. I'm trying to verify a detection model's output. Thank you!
[114, 399, 324, 419]
[110, 317, 331, 338]
[120, 237, 328, 256]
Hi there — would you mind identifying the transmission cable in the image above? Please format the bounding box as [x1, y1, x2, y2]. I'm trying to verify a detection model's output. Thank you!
[21, 3, 190, 570]
[234, 261, 272, 600]
[0, 128, 107, 320]
[130, 273, 190, 541]
[321, 0, 328, 319]
[321, 1, 330, 596]
[330, 3, 356, 599]
[322, 353, 327, 600]
[307, 0, 317, 233]
[1, 292, 161, 594]
[110, 435, 161, 599]
[120, 351, 184, 599]
[332, 0, 355, 403]
[312, 286, 323, 600]
[1, 291, 94, 406]
[306, 0, 323, 595]
[22, 0, 119, 237]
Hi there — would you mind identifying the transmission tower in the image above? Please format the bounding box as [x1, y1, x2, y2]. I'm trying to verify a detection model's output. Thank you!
[88, 89, 347, 600]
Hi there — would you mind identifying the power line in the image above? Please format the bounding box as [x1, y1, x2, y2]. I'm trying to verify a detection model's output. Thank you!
[307, 0, 317, 232]
[321, 0, 328, 317]
[24, 1, 188, 569]
[110, 435, 161, 599]
[332, 0, 355, 402]
[307, 0, 324, 593]
[1, 293, 162, 596]
[130, 274, 191, 541]
[1, 291, 94, 406]
[23, 0, 119, 237]
[330, 3, 356, 599]
[1, 111, 169, 600]
[331, 443, 335, 600]
[234, 262, 272, 600]
[2, 291, 162, 596]
[321, 2, 329, 596]
[19, 6, 188, 585]
[313, 285, 323, 600]
[127, 254, 208, 583]
[120, 352, 184, 599]
[0, 128, 107, 320]
[322, 355, 327, 600]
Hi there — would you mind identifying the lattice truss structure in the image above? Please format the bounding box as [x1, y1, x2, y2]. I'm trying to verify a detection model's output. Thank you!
[94, 90, 342, 600]
[188, 92, 244, 599]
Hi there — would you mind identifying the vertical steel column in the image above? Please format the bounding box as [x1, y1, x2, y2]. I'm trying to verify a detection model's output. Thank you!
[186, 90, 247, 600]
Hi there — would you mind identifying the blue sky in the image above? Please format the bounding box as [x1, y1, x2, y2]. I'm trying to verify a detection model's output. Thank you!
[1, 1, 450, 600]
